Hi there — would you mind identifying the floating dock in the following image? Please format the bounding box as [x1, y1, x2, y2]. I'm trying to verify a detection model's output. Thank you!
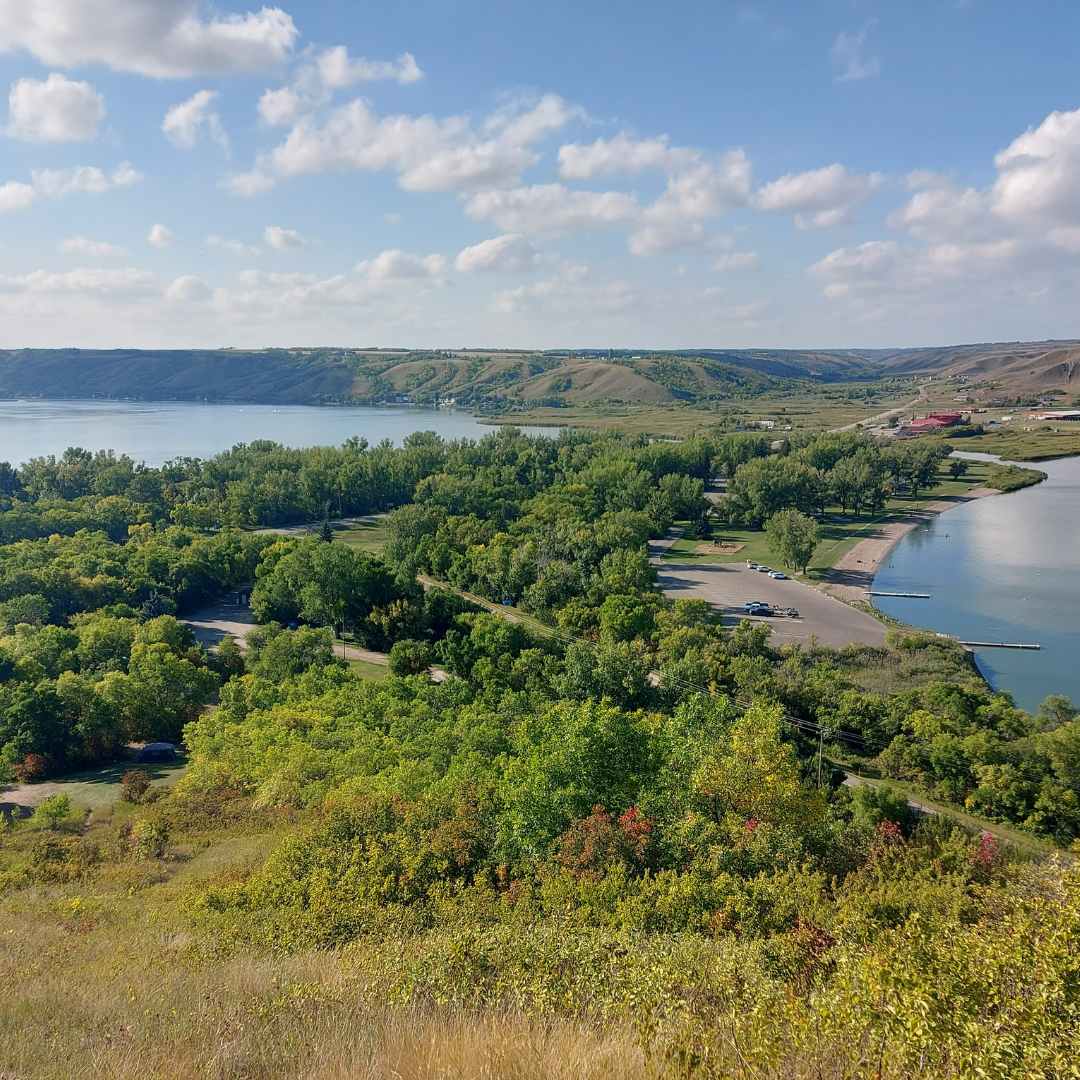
[959, 640, 1041, 650]
[870, 591, 931, 599]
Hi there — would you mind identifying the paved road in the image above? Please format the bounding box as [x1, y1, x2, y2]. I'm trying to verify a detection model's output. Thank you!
[830, 384, 927, 433]
[653, 558, 888, 648]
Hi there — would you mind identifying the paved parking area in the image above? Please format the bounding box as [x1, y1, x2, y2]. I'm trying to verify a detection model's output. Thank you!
[653, 554, 888, 649]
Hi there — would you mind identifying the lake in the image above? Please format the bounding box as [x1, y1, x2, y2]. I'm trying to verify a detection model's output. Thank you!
[0, 399, 550, 466]
[872, 452, 1080, 712]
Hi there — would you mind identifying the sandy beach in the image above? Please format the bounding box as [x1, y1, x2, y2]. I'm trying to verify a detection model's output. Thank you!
[818, 487, 1000, 605]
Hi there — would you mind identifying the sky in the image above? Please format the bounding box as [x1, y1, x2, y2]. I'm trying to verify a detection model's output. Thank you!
[1, 1, 1080, 351]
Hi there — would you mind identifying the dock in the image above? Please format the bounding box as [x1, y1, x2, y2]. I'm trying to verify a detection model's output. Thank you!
[959, 640, 1041, 650]
[870, 591, 931, 599]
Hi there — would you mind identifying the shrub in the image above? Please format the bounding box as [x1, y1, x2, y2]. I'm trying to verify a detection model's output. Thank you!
[13, 753, 50, 783]
[388, 638, 434, 677]
[129, 818, 169, 859]
[31, 793, 73, 830]
[120, 769, 152, 804]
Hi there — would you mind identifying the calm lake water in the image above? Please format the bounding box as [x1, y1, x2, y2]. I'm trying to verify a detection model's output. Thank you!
[0, 399, 548, 466]
[873, 452, 1080, 712]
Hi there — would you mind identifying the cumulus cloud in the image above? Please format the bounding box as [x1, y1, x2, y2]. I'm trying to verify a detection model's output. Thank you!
[755, 163, 882, 228]
[163, 89, 229, 151]
[316, 46, 423, 89]
[207, 234, 260, 257]
[264, 224, 305, 249]
[253, 93, 580, 194]
[7, 73, 105, 142]
[355, 249, 446, 281]
[257, 85, 302, 127]
[492, 275, 638, 319]
[0, 267, 156, 296]
[166, 274, 212, 302]
[0, 180, 36, 213]
[222, 168, 276, 196]
[992, 108, 1080, 227]
[831, 23, 880, 82]
[465, 184, 638, 234]
[148, 224, 174, 248]
[60, 236, 127, 257]
[455, 233, 538, 273]
[0, 0, 298, 78]
[31, 162, 142, 197]
[557, 132, 697, 180]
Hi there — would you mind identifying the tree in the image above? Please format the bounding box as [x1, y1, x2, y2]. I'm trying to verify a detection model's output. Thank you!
[949, 457, 969, 480]
[765, 508, 819, 575]
[388, 639, 433, 676]
[319, 516, 334, 543]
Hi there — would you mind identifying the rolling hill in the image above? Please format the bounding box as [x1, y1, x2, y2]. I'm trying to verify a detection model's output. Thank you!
[0, 339, 1077, 409]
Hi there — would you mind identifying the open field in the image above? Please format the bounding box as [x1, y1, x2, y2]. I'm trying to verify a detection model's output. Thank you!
[667, 461, 999, 574]
[482, 384, 915, 438]
[955, 426, 1080, 461]
[1, 756, 186, 812]
[334, 518, 390, 553]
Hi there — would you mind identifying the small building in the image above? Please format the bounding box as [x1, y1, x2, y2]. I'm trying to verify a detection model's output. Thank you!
[1030, 410, 1080, 422]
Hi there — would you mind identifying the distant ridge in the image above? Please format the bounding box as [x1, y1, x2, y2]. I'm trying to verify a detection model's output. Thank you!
[0, 340, 1077, 408]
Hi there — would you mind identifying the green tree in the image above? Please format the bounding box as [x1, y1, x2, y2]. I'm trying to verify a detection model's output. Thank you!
[765, 508, 819, 575]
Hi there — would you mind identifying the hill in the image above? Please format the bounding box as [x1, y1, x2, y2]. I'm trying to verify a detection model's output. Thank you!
[0, 339, 1077, 409]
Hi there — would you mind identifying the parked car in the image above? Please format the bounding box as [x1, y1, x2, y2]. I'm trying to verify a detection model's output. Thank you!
[742, 600, 767, 613]
[756, 565, 773, 573]
[768, 570, 788, 579]
[744, 602, 774, 617]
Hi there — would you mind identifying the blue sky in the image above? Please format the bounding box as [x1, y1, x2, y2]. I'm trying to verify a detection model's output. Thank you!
[1, 0, 1080, 349]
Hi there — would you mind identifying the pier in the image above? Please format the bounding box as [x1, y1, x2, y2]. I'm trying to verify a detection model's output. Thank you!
[870, 591, 931, 599]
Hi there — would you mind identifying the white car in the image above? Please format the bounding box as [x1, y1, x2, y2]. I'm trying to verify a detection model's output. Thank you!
[768, 570, 788, 580]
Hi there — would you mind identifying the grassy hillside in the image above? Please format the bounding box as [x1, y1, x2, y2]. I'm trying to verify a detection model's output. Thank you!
[2, 339, 1079, 411]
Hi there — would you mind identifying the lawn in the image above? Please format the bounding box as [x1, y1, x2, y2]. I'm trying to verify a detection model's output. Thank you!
[348, 658, 390, 679]
[1, 756, 187, 812]
[663, 461, 997, 576]
[954, 426, 1080, 462]
[333, 517, 389, 553]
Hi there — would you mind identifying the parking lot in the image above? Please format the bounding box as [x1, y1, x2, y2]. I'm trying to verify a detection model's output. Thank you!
[651, 545, 888, 649]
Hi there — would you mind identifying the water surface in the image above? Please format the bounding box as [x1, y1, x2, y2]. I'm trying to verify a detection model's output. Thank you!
[873, 453, 1080, 711]
[0, 399, 544, 466]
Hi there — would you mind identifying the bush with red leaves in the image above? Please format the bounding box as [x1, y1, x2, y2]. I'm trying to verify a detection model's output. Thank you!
[556, 804, 653, 878]
[13, 753, 50, 783]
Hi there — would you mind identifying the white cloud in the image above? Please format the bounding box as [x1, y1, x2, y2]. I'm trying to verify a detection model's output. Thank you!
[831, 24, 880, 82]
[316, 46, 423, 88]
[0, 180, 35, 213]
[162, 89, 228, 152]
[0, 0, 298, 79]
[6, 73, 105, 142]
[166, 274, 212, 303]
[992, 107, 1080, 228]
[222, 168, 276, 196]
[888, 179, 992, 239]
[207, 234, 260, 257]
[31, 161, 142, 197]
[60, 236, 127, 257]
[148, 224, 174, 248]
[258, 85, 301, 127]
[465, 184, 638, 234]
[355, 249, 446, 281]
[492, 275, 638, 318]
[455, 233, 538, 273]
[0, 267, 156, 296]
[557, 132, 696, 180]
[264, 224, 305, 249]
[262, 93, 580, 194]
[630, 155, 752, 253]
[755, 163, 882, 228]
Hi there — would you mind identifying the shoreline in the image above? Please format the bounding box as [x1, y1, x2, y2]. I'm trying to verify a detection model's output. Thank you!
[818, 486, 1000, 606]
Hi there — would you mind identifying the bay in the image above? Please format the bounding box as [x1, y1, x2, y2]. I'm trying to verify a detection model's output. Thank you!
[0, 399, 550, 467]
[872, 452, 1080, 712]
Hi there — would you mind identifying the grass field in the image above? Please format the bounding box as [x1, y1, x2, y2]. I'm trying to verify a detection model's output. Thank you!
[348, 658, 390, 679]
[954, 426, 1080, 461]
[664, 461, 998, 577]
[333, 518, 389, 553]
[1, 756, 187, 812]
[482, 384, 915, 439]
